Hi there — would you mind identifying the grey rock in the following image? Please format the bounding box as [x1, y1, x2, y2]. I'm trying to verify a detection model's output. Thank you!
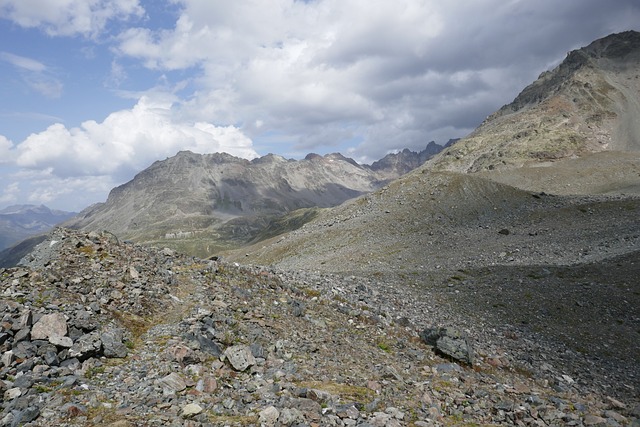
[12, 328, 30, 343]
[10, 406, 40, 426]
[12, 374, 34, 389]
[584, 414, 608, 425]
[12, 341, 37, 358]
[30, 312, 68, 341]
[290, 300, 305, 317]
[100, 328, 128, 358]
[278, 407, 304, 426]
[49, 335, 73, 348]
[43, 350, 59, 366]
[223, 344, 256, 371]
[181, 403, 203, 418]
[259, 406, 280, 427]
[68, 332, 102, 360]
[155, 372, 187, 395]
[71, 310, 97, 332]
[14, 311, 32, 330]
[1, 350, 15, 367]
[336, 404, 360, 419]
[250, 342, 266, 359]
[420, 326, 474, 365]
[194, 334, 222, 357]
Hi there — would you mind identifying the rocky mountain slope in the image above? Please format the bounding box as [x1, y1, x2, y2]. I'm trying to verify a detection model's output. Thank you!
[430, 30, 640, 179]
[0, 205, 76, 252]
[65, 146, 442, 258]
[1, 228, 637, 426]
[368, 142, 444, 176]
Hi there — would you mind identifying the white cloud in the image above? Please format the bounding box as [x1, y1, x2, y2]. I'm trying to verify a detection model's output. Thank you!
[15, 95, 258, 181]
[24, 73, 64, 98]
[0, 135, 14, 163]
[3, 0, 640, 212]
[2, 168, 115, 210]
[0, 0, 144, 37]
[24, 172, 113, 208]
[0, 181, 19, 205]
[0, 51, 45, 72]
[1, 51, 64, 98]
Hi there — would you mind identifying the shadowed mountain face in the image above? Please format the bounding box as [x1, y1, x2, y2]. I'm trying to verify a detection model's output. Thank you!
[65, 147, 441, 256]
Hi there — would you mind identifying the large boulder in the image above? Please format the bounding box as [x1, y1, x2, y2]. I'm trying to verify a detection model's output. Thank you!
[420, 326, 474, 365]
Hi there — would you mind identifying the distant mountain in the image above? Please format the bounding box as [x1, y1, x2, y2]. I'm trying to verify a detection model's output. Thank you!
[65, 146, 442, 257]
[431, 30, 640, 176]
[368, 141, 443, 176]
[0, 204, 76, 251]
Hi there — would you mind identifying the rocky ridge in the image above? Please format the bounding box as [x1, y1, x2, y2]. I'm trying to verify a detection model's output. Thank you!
[2, 228, 638, 426]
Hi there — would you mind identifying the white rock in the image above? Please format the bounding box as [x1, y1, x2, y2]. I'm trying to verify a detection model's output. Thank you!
[259, 406, 279, 427]
[223, 345, 256, 371]
[31, 313, 68, 340]
[4, 387, 21, 400]
[181, 403, 203, 418]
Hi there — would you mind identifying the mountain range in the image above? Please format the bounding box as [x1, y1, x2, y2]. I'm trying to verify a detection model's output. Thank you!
[64, 144, 444, 257]
[228, 30, 640, 269]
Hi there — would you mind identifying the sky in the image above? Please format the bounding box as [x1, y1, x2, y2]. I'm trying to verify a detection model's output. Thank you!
[0, 1, 639, 212]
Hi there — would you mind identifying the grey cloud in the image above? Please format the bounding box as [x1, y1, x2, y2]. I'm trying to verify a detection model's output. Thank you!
[113, 0, 640, 163]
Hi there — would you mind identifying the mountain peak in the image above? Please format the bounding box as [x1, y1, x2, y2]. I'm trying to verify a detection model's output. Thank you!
[369, 142, 443, 176]
[582, 30, 640, 60]
[499, 30, 640, 116]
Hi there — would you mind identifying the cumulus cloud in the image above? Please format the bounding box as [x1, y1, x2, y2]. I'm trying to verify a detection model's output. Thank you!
[0, 0, 144, 37]
[1, 168, 115, 210]
[15, 96, 259, 181]
[112, 0, 640, 161]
